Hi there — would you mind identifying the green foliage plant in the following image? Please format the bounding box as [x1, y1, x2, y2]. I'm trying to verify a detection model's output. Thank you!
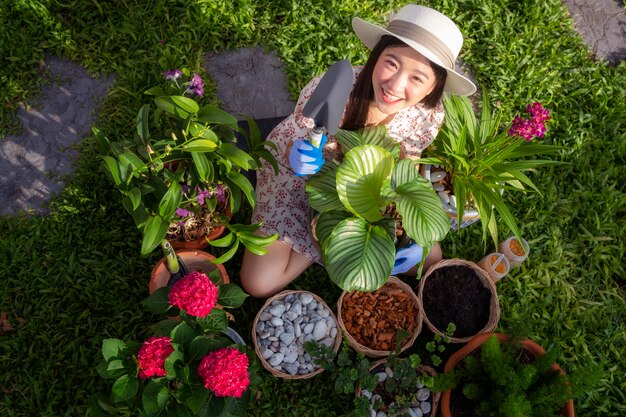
[94, 268, 253, 416]
[306, 332, 453, 417]
[419, 91, 565, 250]
[452, 335, 602, 417]
[305, 126, 450, 291]
[94, 68, 279, 258]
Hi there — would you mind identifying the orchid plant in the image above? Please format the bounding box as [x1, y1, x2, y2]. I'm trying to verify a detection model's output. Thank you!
[418, 92, 565, 250]
[94, 68, 279, 258]
[93, 270, 255, 416]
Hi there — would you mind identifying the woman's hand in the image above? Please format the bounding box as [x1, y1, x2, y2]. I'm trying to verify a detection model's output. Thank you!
[288, 134, 328, 176]
[391, 241, 424, 275]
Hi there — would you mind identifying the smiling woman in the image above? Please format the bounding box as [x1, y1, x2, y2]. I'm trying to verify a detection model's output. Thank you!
[240, 4, 477, 298]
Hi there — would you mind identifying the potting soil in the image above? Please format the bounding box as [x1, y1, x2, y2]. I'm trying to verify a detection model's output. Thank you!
[422, 265, 492, 338]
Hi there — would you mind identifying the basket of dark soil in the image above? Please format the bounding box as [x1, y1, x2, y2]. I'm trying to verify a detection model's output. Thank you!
[337, 276, 422, 357]
[417, 259, 499, 343]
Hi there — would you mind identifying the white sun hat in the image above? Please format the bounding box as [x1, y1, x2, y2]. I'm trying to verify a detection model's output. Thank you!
[352, 4, 476, 96]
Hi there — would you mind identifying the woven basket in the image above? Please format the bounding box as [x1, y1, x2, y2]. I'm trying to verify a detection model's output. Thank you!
[337, 276, 422, 358]
[357, 360, 441, 417]
[418, 259, 500, 343]
[252, 290, 341, 379]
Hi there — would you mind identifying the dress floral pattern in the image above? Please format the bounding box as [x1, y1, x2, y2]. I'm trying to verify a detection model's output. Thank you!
[253, 67, 444, 264]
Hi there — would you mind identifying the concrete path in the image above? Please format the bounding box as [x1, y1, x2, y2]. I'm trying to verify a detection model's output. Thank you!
[1, 2, 624, 216]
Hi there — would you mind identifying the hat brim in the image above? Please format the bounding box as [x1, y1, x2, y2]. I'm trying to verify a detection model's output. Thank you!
[352, 17, 476, 96]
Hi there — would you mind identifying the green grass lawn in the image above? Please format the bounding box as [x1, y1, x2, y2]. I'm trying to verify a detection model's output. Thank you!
[1, 0, 625, 416]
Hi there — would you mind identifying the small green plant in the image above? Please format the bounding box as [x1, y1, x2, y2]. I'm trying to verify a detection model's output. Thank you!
[425, 322, 456, 367]
[94, 68, 279, 257]
[306, 125, 450, 291]
[93, 269, 254, 416]
[306, 332, 453, 417]
[451, 335, 602, 417]
[419, 92, 565, 250]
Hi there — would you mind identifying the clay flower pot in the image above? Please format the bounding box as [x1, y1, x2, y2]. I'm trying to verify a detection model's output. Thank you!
[441, 332, 575, 417]
[418, 259, 499, 343]
[149, 249, 229, 294]
[337, 276, 422, 357]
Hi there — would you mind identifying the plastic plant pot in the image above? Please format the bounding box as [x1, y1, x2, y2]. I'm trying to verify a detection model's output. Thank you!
[477, 252, 510, 283]
[499, 236, 530, 268]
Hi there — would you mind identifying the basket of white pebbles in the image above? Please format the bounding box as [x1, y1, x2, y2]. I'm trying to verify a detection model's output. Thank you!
[252, 290, 341, 379]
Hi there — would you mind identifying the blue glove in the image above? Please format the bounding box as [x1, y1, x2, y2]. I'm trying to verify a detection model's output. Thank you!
[391, 241, 424, 275]
[289, 133, 327, 177]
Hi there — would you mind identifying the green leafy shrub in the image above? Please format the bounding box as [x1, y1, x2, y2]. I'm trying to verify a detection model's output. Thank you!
[306, 125, 450, 291]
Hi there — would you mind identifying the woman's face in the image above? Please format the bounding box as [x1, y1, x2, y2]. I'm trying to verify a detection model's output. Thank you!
[371, 46, 437, 115]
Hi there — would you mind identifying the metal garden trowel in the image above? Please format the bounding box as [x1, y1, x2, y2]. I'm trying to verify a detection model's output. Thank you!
[302, 59, 354, 148]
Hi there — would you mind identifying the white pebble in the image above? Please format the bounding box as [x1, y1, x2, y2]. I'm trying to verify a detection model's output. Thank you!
[270, 317, 284, 326]
[433, 183, 445, 192]
[361, 389, 372, 399]
[409, 408, 423, 417]
[430, 171, 446, 182]
[269, 353, 284, 366]
[283, 351, 298, 364]
[312, 320, 328, 340]
[279, 332, 295, 345]
[300, 293, 313, 305]
[259, 312, 272, 321]
[420, 401, 431, 414]
[269, 304, 286, 317]
[376, 411, 387, 417]
[303, 323, 314, 334]
[438, 190, 450, 204]
[417, 388, 430, 401]
[449, 194, 457, 209]
[375, 372, 387, 383]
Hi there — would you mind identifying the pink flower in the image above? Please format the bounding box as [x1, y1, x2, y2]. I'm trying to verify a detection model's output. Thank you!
[195, 187, 212, 206]
[163, 69, 183, 81]
[508, 102, 551, 141]
[188, 73, 204, 97]
[176, 207, 192, 218]
[197, 348, 250, 397]
[168, 271, 218, 317]
[137, 336, 174, 380]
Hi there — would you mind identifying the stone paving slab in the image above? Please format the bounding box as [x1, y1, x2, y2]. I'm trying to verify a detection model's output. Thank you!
[0, 57, 115, 216]
[563, 0, 626, 64]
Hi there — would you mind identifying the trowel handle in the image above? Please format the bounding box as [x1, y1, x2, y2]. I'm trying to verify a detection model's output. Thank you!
[309, 126, 325, 148]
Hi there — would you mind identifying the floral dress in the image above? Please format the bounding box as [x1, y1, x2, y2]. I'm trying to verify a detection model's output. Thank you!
[253, 66, 444, 264]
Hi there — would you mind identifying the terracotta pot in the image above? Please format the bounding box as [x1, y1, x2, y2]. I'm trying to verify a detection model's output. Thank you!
[149, 249, 229, 294]
[441, 332, 575, 417]
[169, 223, 227, 251]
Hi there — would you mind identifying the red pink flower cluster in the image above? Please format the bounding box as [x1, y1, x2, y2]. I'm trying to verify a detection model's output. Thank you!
[508, 102, 551, 141]
[168, 271, 218, 317]
[137, 336, 174, 379]
[197, 347, 250, 397]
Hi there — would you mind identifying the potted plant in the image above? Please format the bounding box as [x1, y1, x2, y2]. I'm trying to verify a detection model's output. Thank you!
[418, 92, 564, 249]
[93, 68, 279, 258]
[305, 335, 452, 417]
[441, 333, 602, 417]
[305, 125, 450, 291]
[93, 269, 253, 416]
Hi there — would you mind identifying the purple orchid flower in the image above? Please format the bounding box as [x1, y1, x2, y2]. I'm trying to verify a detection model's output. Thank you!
[176, 207, 192, 218]
[163, 69, 183, 81]
[188, 73, 204, 97]
[195, 187, 212, 206]
[216, 184, 226, 204]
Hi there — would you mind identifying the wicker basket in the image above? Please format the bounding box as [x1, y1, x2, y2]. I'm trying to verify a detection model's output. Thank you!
[252, 290, 341, 379]
[357, 359, 441, 417]
[418, 259, 500, 343]
[337, 276, 422, 358]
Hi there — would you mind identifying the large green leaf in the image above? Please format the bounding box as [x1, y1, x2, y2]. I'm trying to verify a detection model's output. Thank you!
[158, 181, 182, 219]
[225, 171, 255, 208]
[111, 374, 139, 402]
[305, 169, 342, 213]
[191, 152, 214, 183]
[155, 96, 199, 119]
[182, 139, 218, 152]
[394, 179, 450, 247]
[335, 145, 393, 222]
[101, 339, 127, 361]
[142, 379, 170, 413]
[323, 218, 395, 291]
[179, 383, 209, 414]
[188, 123, 219, 143]
[136, 104, 150, 146]
[216, 284, 249, 308]
[218, 143, 255, 170]
[197, 104, 238, 125]
[141, 215, 170, 255]
[315, 210, 351, 249]
[391, 158, 421, 188]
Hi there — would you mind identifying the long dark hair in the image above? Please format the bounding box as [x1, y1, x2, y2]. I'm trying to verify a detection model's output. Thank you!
[341, 35, 447, 130]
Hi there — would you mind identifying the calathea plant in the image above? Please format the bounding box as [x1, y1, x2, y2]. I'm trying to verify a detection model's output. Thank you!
[93, 68, 278, 258]
[305, 126, 450, 292]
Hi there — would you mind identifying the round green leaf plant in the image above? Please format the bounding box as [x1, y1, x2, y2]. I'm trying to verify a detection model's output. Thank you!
[306, 126, 450, 292]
